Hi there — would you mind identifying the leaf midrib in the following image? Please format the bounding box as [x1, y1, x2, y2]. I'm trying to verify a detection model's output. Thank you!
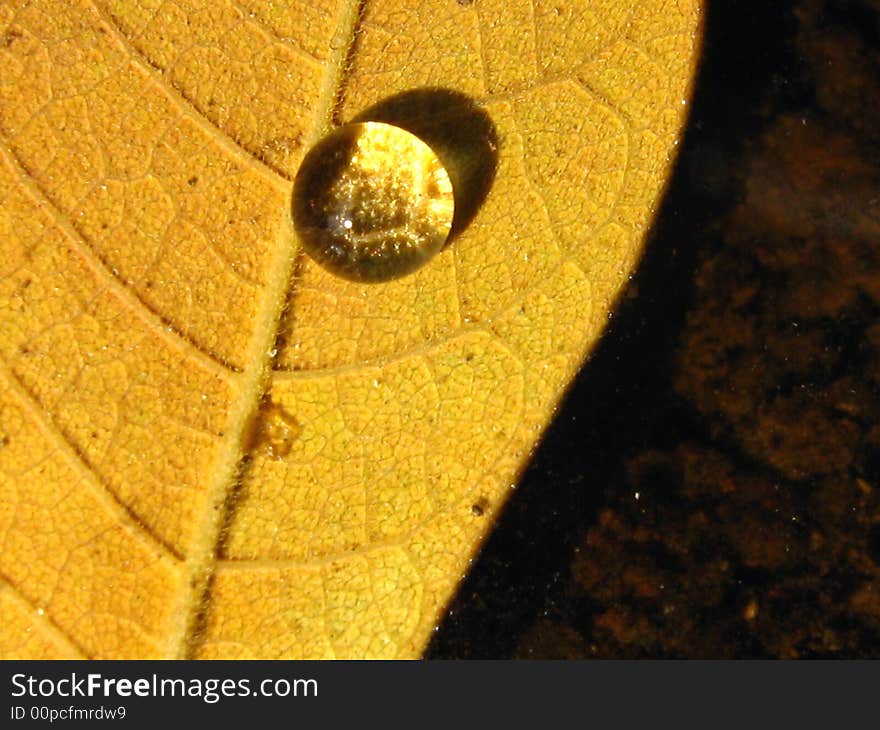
[169, 0, 366, 659]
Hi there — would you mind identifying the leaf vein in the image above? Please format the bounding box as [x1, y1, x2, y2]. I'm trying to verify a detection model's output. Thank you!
[87, 0, 292, 188]
[0, 139, 242, 378]
[0, 575, 88, 658]
[0, 363, 184, 563]
[178, 0, 370, 661]
[228, 0, 326, 67]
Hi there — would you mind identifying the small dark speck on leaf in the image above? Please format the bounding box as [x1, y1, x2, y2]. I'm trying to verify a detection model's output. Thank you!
[1, 29, 23, 47]
[471, 496, 490, 516]
[187, 176, 199, 186]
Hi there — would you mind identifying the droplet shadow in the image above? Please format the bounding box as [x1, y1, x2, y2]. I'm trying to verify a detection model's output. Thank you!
[425, 0, 798, 658]
[352, 88, 499, 241]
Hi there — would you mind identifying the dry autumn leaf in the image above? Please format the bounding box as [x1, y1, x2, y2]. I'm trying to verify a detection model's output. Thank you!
[0, 0, 703, 658]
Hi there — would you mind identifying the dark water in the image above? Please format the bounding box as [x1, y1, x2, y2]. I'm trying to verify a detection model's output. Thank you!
[429, 0, 880, 658]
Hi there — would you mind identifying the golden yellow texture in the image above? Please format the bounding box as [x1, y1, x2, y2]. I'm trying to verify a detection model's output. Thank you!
[0, 0, 703, 658]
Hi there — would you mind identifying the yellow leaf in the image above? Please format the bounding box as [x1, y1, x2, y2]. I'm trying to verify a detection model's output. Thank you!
[0, 0, 703, 658]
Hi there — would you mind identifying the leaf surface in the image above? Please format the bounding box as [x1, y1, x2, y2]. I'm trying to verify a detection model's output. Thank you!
[0, 0, 703, 658]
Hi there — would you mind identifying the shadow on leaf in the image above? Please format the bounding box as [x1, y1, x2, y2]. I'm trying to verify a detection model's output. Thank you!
[352, 88, 498, 240]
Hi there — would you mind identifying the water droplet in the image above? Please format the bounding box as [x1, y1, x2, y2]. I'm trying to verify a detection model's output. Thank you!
[251, 400, 302, 460]
[292, 122, 455, 283]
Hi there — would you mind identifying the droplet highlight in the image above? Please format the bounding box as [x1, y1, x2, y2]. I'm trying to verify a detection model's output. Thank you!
[292, 122, 455, 283]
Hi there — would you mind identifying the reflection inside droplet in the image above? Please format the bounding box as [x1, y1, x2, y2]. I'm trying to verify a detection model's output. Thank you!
[292, 122, 455, 283]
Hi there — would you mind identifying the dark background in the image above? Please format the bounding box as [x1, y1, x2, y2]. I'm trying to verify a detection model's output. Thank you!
[429, 0, 880, 658]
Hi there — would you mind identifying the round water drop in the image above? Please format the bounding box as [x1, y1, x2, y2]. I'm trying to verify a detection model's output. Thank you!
[292, 122, 455, 283]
